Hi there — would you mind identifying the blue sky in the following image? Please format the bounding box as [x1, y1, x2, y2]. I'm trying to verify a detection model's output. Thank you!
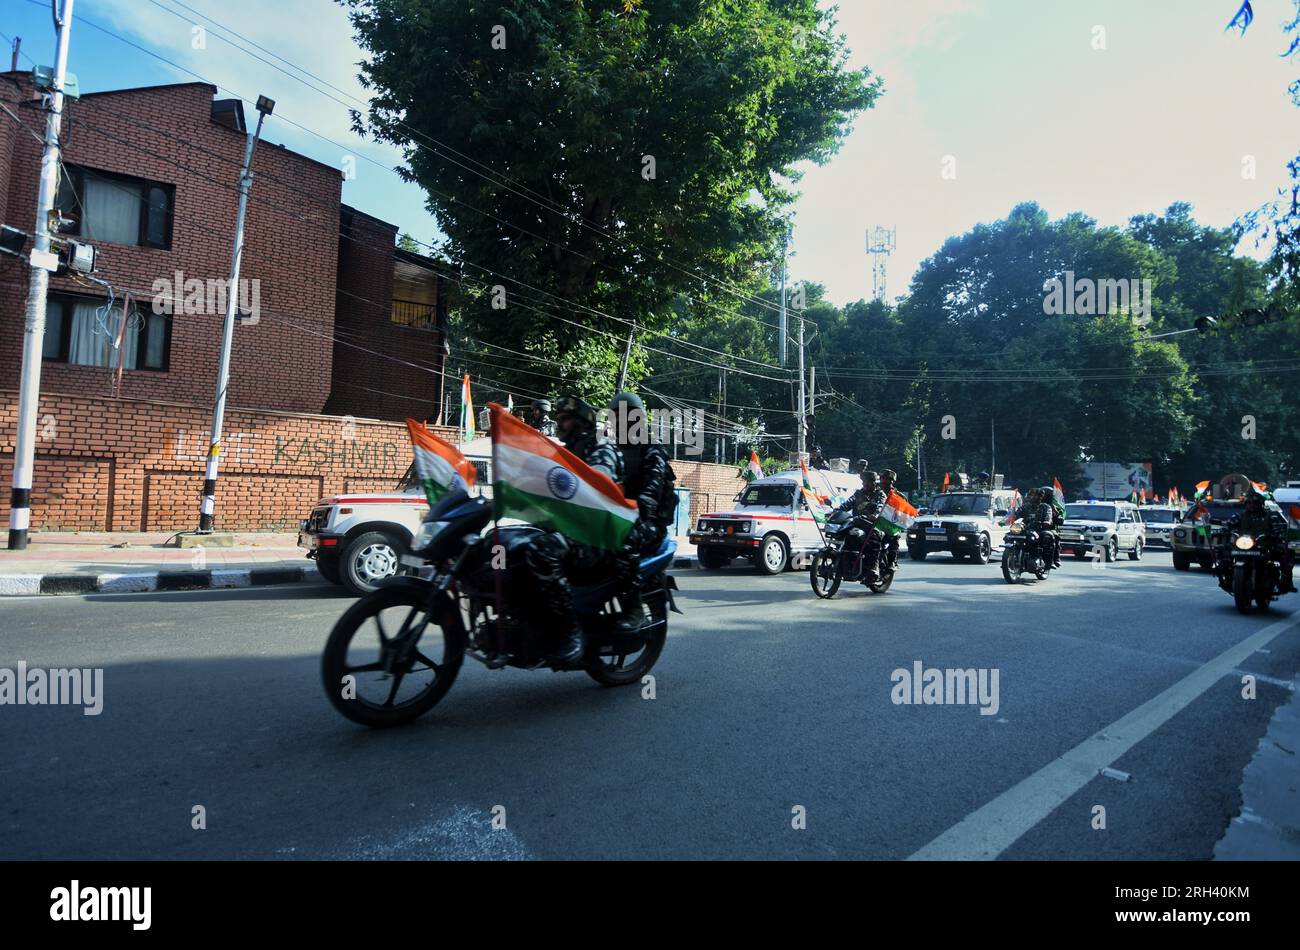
[4, 0, 1296, 305]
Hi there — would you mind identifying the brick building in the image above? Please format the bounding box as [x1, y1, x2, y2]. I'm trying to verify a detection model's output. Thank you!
[0, 75, 462, 530]
[0, 73, 450, 419]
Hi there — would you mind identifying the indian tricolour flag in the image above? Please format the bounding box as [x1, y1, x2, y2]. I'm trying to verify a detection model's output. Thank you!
[745, 450, 763, 482]
[489, 403, 637, 551]
[1050, 477, 1067, 519]
[874, 490, 918, 537]
[459, 374, 475, 442]
[405, 419, 477, 505]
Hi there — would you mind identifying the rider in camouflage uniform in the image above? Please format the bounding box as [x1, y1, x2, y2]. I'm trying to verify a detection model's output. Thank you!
[527, 398, 557, 437]
[523, 396, 626, 663]
[834, 466, 888, 582]
[609, 391, 675, 625]
[1229, 488, 1296, 593]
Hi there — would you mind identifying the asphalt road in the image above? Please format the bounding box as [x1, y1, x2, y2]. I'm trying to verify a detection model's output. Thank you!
[1, 549, 1296, 860]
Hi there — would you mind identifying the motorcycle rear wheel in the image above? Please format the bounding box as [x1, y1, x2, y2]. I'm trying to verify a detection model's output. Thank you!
[810, 550, 842, 599]
[322, 585, 465, 727]
[586, 580, 669, 686]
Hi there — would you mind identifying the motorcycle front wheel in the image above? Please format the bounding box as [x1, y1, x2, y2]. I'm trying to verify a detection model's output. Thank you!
[321, 584, 465, 727]
[810, 549, 842, 599]
[1002, 547, 1024, 584]
[1232, 562, 1255, 614]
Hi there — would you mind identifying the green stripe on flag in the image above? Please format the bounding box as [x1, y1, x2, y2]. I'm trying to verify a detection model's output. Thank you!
[494, 480, 634, 551]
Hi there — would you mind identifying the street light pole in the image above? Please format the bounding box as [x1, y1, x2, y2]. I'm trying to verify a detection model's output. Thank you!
[197, 95, 273, 533]
[8, 0, 75, 551]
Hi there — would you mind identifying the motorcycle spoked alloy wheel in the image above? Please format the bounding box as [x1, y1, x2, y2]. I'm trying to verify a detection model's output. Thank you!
[810, 549, 843, 598]
[585, 580, 670, 686]
[322, 585, 465, 727]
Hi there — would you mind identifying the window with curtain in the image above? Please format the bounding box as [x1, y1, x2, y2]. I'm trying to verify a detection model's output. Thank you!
[56, 165, 174, 249]
[43, 293, 170, 371]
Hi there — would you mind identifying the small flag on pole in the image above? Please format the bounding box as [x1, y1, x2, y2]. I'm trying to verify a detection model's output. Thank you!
[405, 419, 477, 505]
[459, 374, 475, 442]
[874, 490, 918, 537]
[746, 450, 763, 482]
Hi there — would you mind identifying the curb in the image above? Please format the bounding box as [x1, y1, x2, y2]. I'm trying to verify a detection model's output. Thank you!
[0, 563, 321, 596]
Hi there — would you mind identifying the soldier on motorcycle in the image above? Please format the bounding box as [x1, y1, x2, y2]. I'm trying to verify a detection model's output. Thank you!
[608, 391, 677, 625]
[522, 395, 630, 664]
[1039, 484, 1063, 569]
[1227, 488, 1296, 593]
[834, 467, 887, 583]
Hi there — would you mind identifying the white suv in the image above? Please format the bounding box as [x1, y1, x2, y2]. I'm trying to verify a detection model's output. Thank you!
[299, 437, 492, 595]
[905, 490, 1017, 564]
[1059, 500, 1146, 562]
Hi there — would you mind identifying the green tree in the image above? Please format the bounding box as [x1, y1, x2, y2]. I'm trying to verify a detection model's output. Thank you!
[342, 0, 880, 395]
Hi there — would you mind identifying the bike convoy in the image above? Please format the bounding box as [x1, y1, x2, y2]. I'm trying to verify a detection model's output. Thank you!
[807, 467, 1298, 615]
[317, 398, 1299, 728]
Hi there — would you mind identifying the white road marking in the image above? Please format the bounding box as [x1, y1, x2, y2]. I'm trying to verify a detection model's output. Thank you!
[908, 611, 1300, 861]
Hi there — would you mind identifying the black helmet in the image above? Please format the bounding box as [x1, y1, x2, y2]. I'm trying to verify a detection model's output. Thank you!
[553, 395, 598, 427]
[608, 391, 644, 415]
[608, 391, 647, 446]
[531, 398, 552, 412]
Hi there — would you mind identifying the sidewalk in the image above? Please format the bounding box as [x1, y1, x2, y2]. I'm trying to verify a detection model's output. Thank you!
[0, 531, 318, 596]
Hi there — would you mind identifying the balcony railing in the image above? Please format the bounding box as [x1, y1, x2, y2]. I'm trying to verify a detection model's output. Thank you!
[391, 298, 437, 330]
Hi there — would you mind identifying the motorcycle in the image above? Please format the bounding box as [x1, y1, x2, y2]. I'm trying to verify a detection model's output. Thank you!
[1215, 529, 1289, 614]
[810, 508, 898, 598]
[1001, 522, 1052, 584]
[321, 488, 680, 727]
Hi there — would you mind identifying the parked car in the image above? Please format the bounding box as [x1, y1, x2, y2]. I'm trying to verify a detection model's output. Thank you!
[299, 437, 492, 596]
[905, 487, 1017, 564]
[1058, 500, 1146, 562]
[689, 469, 861, 574]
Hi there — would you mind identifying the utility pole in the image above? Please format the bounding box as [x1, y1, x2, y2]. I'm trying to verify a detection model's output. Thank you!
[196, 94, 274, 534]
[777, 230, 788, 368]
[990, 417, 996, 480]
[796, 308, 807, 458]
[616, 321, 635, 392]
[8, 0, 74, 551]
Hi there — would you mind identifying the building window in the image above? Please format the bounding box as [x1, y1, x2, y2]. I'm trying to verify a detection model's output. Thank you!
[391, 298, 438, 330]
[57, 165, 174, 249]
[43, 293, 171, 371]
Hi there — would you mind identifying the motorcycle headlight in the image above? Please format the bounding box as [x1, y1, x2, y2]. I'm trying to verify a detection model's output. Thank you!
[413, 519, 450, 553]
[1009, 523, 1024, 534]
[1235, 535, 1255, 551]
